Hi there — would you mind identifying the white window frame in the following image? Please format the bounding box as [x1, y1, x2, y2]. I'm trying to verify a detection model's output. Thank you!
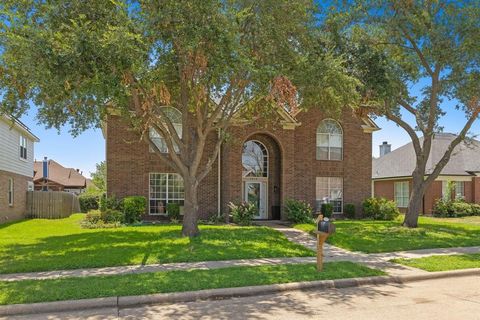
[316, 177, 343, 213]
[149, 107, 182, 154]
[8, 178, 14, 206]
[394, 181, 409, 208]
[19, 135, 27, 160]
[455, 181, 465, 200]
[316, 119, 343, 161]
[149, 173, 185, 215]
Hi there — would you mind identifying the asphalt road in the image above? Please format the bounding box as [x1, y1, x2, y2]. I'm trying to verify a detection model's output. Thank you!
[6, 275, 480, 320]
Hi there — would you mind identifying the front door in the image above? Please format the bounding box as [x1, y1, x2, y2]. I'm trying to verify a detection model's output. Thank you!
[244, 181, 267, 219]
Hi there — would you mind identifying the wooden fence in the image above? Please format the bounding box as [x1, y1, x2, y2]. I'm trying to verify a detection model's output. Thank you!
[26, 191, 81, 219]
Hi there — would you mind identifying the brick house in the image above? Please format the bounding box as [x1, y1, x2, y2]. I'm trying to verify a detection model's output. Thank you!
[105, 108, 379, 220]
[373, 133, 480, 214]
[0, 115, 39, 223]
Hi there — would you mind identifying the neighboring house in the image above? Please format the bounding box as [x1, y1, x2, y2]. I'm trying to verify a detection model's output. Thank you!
[105, 107, 379, 220]
[373, 134, 480, 214]
[33, 158, 88, 195]
[0, 115, 39, 222]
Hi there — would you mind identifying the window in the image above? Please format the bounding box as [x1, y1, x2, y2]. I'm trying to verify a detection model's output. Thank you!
[316, 177, 343, 213]
[242, 140, 268, 178]
[149, 173, 184, 215]
[442, 181, 465, 200]
[395, 181, 409, 208]
[19, 135, 27, 160]
[149, 107, 182, 153]
[7, 178, 14, 206]
[316, 119, 343, 160]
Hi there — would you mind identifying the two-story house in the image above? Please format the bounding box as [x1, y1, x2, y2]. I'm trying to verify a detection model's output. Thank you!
[105, 107, 379, 220]
[0, 116, 39, 222]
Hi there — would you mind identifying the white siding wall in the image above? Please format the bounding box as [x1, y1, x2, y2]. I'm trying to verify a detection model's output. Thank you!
[0, 119, 35, 177]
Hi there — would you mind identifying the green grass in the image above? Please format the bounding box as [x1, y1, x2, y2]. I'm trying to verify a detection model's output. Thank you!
[294, 216, 480, 253]
[0, 262, 384, 305]
[392, 254, 480, 272]
[0, 214, 314, 274]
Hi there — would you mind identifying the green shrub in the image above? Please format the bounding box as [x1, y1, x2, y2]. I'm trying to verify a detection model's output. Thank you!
[344, 204, 356, 219]
[83, 210, 102, 224]
[78, 194, 99, 213]
[166, 203, 181, 220]
[471, 204, 480, 216]
[320, 203, 333, 218]
[228, 202, 257, 226]
[433, 199, 453, 217]
[362, 197, 400, 221]
[101, 209, 125, 224]
[433, 199, 478, 217]
[99, 194, 122, 212]
[284, 199, 313, 223]
[451, 201, 473, 217]
[122, 196, 147, 223]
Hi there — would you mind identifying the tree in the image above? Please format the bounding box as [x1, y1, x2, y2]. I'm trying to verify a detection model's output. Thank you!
[329, 0, 480, 227]
[91, 161, 106, 192]
[0, 0, 359, 236]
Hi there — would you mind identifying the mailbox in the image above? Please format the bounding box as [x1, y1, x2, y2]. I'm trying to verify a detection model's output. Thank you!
[317, 218, 336, 235]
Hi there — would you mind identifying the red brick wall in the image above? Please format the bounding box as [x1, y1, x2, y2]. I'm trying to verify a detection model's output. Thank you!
[473, 177, 480, 204]
[107, 109, 374, 220]
[0, 170, 30, 223]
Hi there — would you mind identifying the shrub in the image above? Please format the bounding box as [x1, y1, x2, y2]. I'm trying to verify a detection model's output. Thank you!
[320, 203, 333, 218]
[471, 204, 480, 216]
[344, 204, 356, 219]
[83, 210, 102, 224]
[101, 209, 125, 224]
[228, 202, 257, 226]
[99, 194, 122, 212]
[433, 199, 478, 217]
[284, 199, 313, 223]
[122, 196, 147, 223]
[451, 201, 473, 217]
[166, 203, 181, 221]
[362, 197, 400, 221]
[433, 199, 453, 217]
[78, 194, 99, 213]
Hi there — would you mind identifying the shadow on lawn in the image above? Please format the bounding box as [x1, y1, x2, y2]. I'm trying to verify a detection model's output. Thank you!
[0, 226, 312, 274]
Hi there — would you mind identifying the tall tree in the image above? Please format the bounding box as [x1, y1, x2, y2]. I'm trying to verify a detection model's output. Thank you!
[0, 0, 359, 236]
[91, 161, 106, 192]
[329, 0, 480, 227]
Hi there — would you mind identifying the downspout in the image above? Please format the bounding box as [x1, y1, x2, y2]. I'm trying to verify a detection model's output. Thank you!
[217, 129, 222, 217]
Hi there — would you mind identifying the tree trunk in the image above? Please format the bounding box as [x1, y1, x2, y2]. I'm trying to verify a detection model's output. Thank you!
[182, 181, 200, 237]
[402, 173, 425, 228]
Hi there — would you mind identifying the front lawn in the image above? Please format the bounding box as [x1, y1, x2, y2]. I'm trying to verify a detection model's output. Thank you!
[0, 214, 314, 274]
[392, 254, 480, 272]
[0, 262, 384, 305]
[294, 216, 480, 253]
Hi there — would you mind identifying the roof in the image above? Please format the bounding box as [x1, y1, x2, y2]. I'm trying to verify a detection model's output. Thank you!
[0, 115, 40, 142]
[33, 159, 87, 188]
[373, 133, 480, 179]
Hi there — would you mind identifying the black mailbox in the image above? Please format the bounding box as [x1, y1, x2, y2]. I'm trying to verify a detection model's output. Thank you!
[317, 219, 336, 235]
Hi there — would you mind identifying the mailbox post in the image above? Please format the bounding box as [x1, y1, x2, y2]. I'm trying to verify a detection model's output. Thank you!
[314, 215, 335, 271]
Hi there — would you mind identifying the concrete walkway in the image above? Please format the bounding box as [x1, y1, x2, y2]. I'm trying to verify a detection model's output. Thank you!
[256, 220, 480, 277]
[0, 221, 478, 282]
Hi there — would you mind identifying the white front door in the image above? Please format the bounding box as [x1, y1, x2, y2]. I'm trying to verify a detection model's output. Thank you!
[244, 181, 267, 219]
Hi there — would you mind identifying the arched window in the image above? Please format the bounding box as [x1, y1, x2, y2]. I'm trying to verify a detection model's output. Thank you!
[149, 107, 182, 153]
[242, 141, 268, 177]
[316, 119, 343, 160]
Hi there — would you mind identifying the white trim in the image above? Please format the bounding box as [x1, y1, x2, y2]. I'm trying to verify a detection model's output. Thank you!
[316, 119, 343, 161]
[7, 178, 14, 207]
[394, 181, 409, 208]
[148, 173, 185, 216]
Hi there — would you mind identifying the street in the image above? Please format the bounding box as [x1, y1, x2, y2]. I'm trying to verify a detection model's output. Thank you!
[6, 275, 480, 320]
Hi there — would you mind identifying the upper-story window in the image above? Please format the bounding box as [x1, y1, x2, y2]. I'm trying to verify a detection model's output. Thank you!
[149, 107, 182, 153]
[19, 135, 27, 160]
[316, 119, 343, 160]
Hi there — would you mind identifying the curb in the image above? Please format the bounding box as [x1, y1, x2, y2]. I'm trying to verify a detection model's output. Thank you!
[1, 268, 479, 316]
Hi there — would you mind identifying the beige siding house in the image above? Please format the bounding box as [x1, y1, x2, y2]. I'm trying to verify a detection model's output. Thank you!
[0, 115, 39, 223]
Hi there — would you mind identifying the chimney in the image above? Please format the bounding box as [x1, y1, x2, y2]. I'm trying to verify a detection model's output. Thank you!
[379, 141, 391, 157]
[42, 157, 48, 179]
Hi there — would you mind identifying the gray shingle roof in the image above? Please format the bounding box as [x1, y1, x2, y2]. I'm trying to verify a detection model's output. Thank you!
[373, 133, 480, 179]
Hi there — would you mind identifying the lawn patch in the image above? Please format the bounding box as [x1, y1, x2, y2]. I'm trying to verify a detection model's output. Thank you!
[392, 254, 480, 272]
[0, 214, 314, 274]
[294, 216, 480, 253]
[0, 262, 384, 305]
